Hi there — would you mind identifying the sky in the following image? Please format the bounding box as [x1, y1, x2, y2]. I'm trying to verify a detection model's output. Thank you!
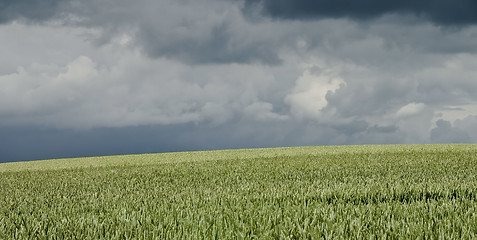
[1, 0, 477, 162]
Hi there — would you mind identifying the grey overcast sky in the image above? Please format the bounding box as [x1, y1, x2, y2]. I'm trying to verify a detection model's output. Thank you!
[1, 0, 477, 162]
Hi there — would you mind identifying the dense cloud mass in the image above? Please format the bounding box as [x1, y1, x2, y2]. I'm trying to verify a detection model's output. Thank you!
[0, 0, 64, 23]
[1, 0, 477, 162]
[243, 0, 477, 25]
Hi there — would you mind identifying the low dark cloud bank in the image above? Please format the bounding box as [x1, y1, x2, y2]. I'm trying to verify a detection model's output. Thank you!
[0, 124, 214, 162]
[243, 0, 477, 25]
[0, 119, 406, 163]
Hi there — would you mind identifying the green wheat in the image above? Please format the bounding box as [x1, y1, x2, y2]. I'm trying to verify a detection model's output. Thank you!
[1, 144, 476, 239]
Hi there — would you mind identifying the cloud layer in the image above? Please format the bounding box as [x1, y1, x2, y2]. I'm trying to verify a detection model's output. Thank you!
[243, 0, 477, 25]
[1, 0, 477, 162]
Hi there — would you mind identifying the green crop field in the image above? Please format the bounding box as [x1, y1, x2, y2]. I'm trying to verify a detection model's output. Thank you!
[1, 144, 476, 239]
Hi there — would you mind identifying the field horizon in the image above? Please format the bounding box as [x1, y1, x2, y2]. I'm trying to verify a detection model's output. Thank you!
[1, 143, 470, 172]
[1, 144, 476, 238]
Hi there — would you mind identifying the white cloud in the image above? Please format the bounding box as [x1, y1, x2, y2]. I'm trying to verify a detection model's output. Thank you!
[285, 66, 344, 120]
[244, 102, 289, 122]
[396, 102, 426, 118]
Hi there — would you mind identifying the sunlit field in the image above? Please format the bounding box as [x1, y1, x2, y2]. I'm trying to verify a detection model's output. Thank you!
[1, 144, 476, 239]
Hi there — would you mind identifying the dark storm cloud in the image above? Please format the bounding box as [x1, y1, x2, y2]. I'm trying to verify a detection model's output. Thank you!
[430, 119, 471, 143]
[0, 115, 408, 163]
[0, 121, 300, 163]
[454, 115, 477, 142]
[135, 19, 282, 64]
[0, 125, 197, 162]
[0, 0, 66, 23]
[368, 124, 399, 133]
[3, 0, 477, 66]
[0, 0, 282, 64]
[243, 0, 477, 25]
[331, 120, 368, 135]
